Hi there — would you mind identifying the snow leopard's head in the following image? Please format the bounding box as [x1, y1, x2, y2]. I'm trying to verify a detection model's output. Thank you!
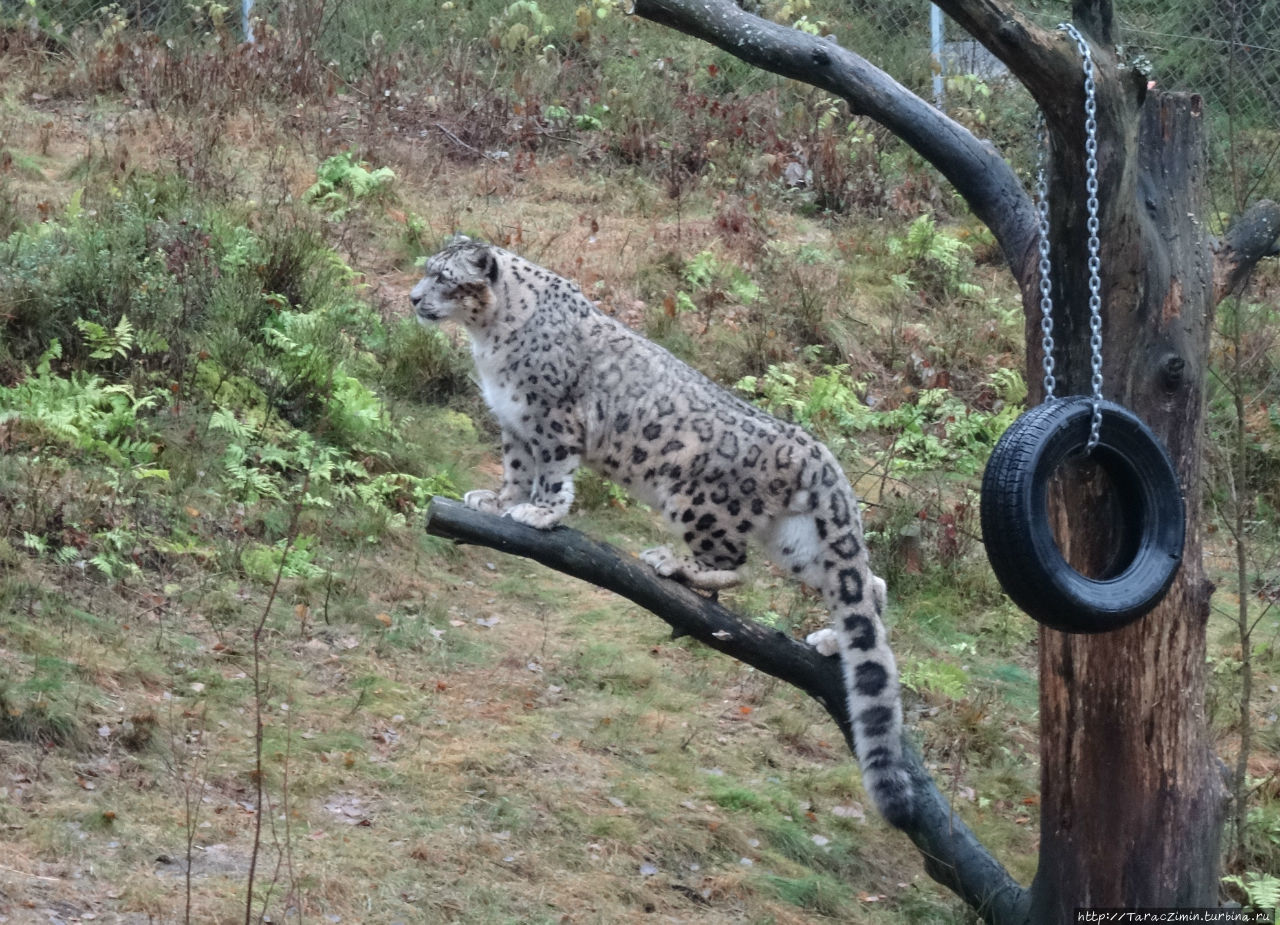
[410, 236, 500, 326]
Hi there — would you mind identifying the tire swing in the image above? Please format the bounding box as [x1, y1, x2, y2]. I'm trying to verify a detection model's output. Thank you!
[979, 25, 1185, 634]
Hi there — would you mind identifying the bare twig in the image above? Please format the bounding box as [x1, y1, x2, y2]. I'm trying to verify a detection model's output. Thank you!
[0, 864, 62, 882]
[431, 122, 506, 162]
[245, 472, 309, 925]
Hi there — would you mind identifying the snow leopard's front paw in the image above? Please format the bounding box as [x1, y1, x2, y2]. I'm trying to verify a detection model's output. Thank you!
[805, 628, 841, 657]
[506, 502, 563, 530]
[464, 489, 503, 515]
[639, 545, 680, 576]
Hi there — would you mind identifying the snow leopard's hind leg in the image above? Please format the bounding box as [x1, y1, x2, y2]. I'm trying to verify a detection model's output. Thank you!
[640, 491, 752, 591]
[805, 575, 886, 655]
[639, 546, 743, 591]
[765, 484, 913, 828]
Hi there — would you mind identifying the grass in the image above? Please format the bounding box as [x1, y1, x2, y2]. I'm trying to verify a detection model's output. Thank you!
[0, 0, 1277, 920]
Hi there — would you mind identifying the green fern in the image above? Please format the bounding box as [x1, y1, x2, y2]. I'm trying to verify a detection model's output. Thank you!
[887, 215, 982, 304]
[221, 442, 285, 502]
[738, 362, 1020, 475]
[736, 361, 872, 448]
[0, 340, 163, 465]
[900, 659, 970, 700]
[304, 153, 396, 217]
[990, 367, 1028, 407]
[74, 314, 135, 360]
[683, 251, 720, 289]
[1223, 872, 1280, 910]
[208, 406, 254, 442]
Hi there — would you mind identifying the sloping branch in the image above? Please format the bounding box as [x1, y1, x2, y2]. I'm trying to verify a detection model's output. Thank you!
[1213, 199, 1280, 302]
[629, 0, 1037, 278]
[930, 0, 1076, 103]
[425, 497, 1031, 924]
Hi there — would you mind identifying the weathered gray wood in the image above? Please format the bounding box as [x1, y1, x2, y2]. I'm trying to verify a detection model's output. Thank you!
[1032, 90, 1228, 919]
[1215, 198, 1280, 301]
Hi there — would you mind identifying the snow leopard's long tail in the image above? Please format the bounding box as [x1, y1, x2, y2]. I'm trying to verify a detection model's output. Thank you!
[767, 479, 913, 829]
[818, 555, 914, 829]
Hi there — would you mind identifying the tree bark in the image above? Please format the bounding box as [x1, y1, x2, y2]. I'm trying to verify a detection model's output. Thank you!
[1032, 91, 1228, 916]
[1214, 198, 1280, 302]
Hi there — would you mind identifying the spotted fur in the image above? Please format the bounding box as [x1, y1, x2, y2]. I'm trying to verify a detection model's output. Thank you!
[412, 239, 913, 827]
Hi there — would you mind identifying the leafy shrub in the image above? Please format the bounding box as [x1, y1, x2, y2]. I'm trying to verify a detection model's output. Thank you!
[737, 360, 874, 448]
[381, 321, 474, 404]
[304, 153, 397, 218]
[739, 359, 1022, 475]
[241, 535, 326, 583]
[1223, 871, 1280, 911]
[489, 0, 552, 54]
[887, 215, 984, 305]
[0, 342, 165, 467]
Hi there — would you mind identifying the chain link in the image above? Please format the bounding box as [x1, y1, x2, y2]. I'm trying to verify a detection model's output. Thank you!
[1058, 22, 1106, 451]
[1035, 24, 1107, 450]
[1034, 112, 1056, 400]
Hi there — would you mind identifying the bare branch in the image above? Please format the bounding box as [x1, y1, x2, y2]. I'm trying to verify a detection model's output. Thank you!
[425, 497, 1031, 924]
[931, 0, 1076, 102]
[1214, 199, 1280, 303]
[628, 0, 1037, 275]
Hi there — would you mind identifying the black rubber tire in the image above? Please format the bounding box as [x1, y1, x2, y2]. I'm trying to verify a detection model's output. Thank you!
[980, 397, 1186, 634]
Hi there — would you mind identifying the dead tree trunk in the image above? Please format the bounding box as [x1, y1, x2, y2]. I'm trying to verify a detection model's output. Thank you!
[1032, 87, 1225, 916]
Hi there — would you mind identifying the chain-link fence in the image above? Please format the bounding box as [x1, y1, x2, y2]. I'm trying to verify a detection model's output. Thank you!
[1117, 3, 1280, 208]
[721, 2, 1280, 207]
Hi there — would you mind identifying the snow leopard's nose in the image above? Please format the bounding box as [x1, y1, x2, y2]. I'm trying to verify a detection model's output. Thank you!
[410, 293, 422, 307]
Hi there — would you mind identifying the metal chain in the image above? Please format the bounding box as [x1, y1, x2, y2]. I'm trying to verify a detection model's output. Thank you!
[1034, 112, 1056, 400]
[1059, 22, 1106, 451]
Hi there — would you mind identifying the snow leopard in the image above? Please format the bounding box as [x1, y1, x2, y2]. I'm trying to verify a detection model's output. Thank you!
[411, 238, 912, 827]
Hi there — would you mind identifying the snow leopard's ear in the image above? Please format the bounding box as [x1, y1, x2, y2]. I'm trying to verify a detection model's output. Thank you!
[473, 248, 500, 284]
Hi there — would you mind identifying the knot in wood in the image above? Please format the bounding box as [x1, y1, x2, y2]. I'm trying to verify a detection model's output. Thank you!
[1160, 354, 1186, 392]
